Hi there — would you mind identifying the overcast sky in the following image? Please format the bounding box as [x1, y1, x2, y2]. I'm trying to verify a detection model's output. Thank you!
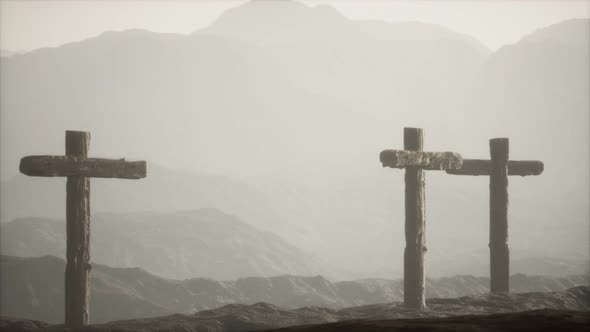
[1, 0, 589, 53]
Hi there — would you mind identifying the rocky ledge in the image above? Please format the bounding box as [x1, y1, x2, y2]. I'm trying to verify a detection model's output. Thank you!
[1, 286, 588, 332]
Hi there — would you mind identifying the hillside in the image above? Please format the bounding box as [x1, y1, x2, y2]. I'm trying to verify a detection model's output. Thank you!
[2, 204, 587, 281]
[1, 282, 588, 331]
[0, 49, 19, 58]
[0, 163, 284, 235]
[1, 255, 587, 324]
[0, 209, 329, 280]
[201, 0, 489, 102]
[519, 18, 589, 48]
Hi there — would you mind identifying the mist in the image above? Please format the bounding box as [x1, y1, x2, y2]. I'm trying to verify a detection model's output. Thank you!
[0, 0, 588, 319]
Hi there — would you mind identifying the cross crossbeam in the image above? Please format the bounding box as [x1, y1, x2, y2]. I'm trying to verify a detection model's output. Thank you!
[20, 156, 146, 179]
[19, 131, 146, 327]
[446, 159, 543, 176]
[380, 150, 462, 170]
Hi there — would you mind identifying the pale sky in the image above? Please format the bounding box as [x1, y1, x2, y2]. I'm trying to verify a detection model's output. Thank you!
[1, 0, 589, 53]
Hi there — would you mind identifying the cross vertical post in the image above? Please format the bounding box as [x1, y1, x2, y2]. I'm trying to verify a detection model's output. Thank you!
[380, 127, 463, 309]
[403, 128, 426, 309]
[489, 138, 509, 293]
[65, 131, 91, 327]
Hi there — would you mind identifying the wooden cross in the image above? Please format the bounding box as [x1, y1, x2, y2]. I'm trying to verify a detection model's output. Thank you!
[446, 138, 543, 293]
[19, 131, 146, 327]
[380, 127, 463, 309]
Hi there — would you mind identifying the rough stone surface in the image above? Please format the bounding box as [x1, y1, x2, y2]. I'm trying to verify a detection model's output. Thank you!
[1, 286, 588, 332]
[267, 310, 590, 332]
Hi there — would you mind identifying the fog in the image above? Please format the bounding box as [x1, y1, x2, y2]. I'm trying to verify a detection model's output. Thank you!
[1, 0, 588, 281]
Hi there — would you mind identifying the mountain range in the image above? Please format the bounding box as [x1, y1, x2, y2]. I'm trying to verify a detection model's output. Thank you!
[2, 210, 587, 281]
[1, 0, 587, 278]
[1, 255, 587, 324]
[0, 209, 330, 280]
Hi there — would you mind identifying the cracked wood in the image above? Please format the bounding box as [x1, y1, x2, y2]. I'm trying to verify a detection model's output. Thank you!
[446, 159, 543, 176]
[380, 150, 462, 170]
[20, 156, 146, 179]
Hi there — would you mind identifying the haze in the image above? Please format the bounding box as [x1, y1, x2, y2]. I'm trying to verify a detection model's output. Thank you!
[2, 1, 589, 52]
[0, 0, 588, 283]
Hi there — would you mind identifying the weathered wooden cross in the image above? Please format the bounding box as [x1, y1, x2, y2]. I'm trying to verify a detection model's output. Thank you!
[380, 127, 463, 309]
[19, 130, 146, 327]
[446, 138, 543, 293]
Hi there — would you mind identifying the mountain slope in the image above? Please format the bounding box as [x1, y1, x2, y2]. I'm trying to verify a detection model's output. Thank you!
[202, 0, 488, 51]
[461, 18, 589, 256]
[201, 0, 488, 104]
[0, 49, 19, 58]
[1, 163, 285, 235]
[519, 18, 589, 48]
[0, 209, 329, 280]
[1, 255, 587, 324]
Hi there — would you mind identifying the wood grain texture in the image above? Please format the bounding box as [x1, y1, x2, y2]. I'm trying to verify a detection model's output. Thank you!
[446, 159, 543, 176]
[403, 128, 427, 309]
[20, 156, 146, 179]
[489, 138, 510, 293]
[380, 150, 462, 170]
[64, 131, 91, 327]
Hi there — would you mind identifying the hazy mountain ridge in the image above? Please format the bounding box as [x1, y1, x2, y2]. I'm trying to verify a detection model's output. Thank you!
[0, 49, 19, 58]
[1, 255, 588, 324]
[0, 209, 332, 280]
[202, 0, 489, 52]
[1, 162, 285, 234]
[2, 206, 587, 282]
[200, 1, 489, 105]
[1, 0, 587, 279]
[518, 18, 589, 48]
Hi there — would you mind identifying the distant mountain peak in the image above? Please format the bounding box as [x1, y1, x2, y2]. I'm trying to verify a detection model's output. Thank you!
[519, 18, 590, 48]
[198, 0, 347, 43]
[198, 0, 489, 55]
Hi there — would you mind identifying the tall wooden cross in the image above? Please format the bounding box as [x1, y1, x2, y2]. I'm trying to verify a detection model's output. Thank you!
[446, 138, 543, 293]
[19, 130, 146, 327]
[380, 127, 463, 309]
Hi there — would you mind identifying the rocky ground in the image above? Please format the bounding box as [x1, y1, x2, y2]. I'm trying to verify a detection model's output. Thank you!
[267, 310, 590, 332]
[1, 286, 588, 332]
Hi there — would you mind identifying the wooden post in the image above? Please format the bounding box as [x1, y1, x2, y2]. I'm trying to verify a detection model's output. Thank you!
[489, 138, 509, 293]
[65, 131, 91, 327]
[403, 128, 426, 309]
